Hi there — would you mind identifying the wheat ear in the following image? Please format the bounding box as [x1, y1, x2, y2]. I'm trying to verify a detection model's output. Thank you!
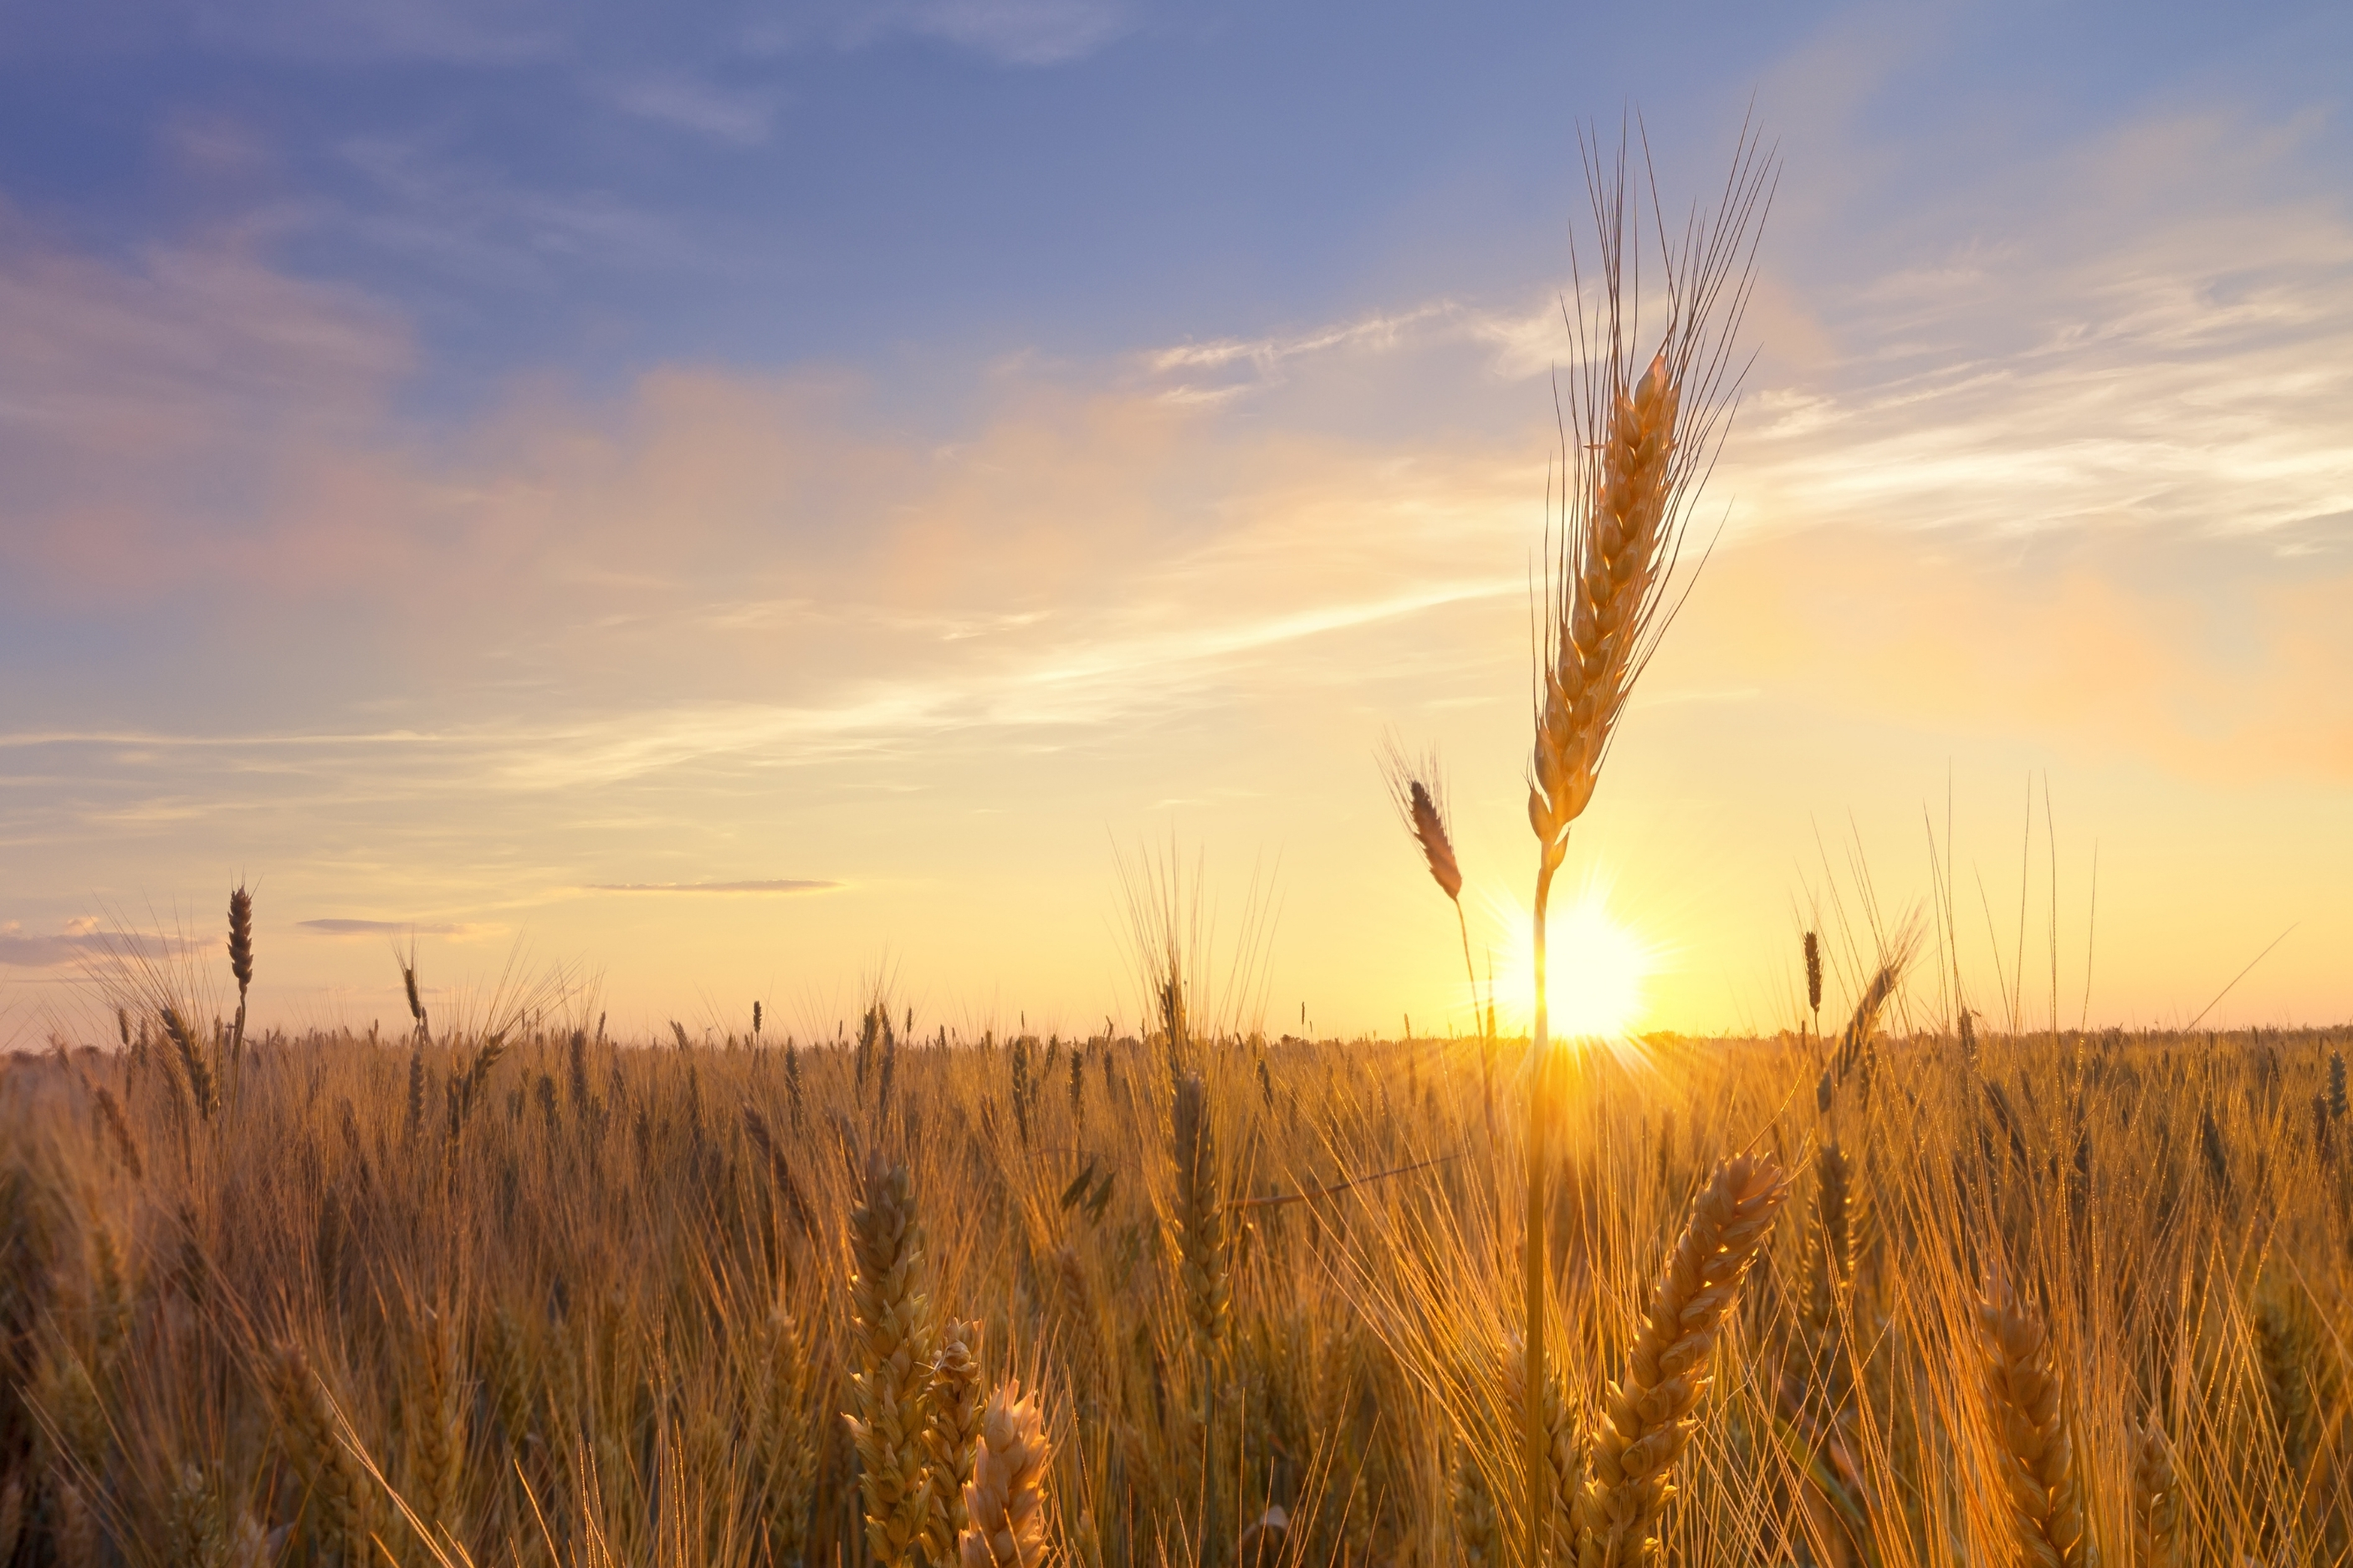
[846, 1152, 939, 1568]
[1380, 743, 1485, 1037]
[1578, 1153, 1789, 1568]
[405, 1307, 465, 1549]
[1452, 1435, 1505, 1568]
[1803, 928, 1822, 1010]
[226, 883, 254, 1076]
[1173, 1075, 1230, 1346]
[2130, 1417, 2182, 1568]
[958, 1381, 1052, 1568]
[275, 1342, 376, 1566]
[756, 1309, 819, 1568]
[168, 1461, 228, 1568]
[162, 1006, 219, 1121]
[1978, 1289, 2084, 1568]
[1503, 1331, 1582, 1565]
[923, 1319, 987, 1568]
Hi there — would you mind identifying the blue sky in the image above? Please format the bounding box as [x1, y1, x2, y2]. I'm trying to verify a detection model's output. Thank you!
[3, 0, 2350, 1039]
[4, 0, 2334, 399]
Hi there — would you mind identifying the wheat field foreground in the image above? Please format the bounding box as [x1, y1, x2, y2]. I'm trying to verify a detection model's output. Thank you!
[2, 1003, 2348, 1568]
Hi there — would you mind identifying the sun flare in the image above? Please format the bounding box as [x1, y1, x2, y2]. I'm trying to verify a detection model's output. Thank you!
[1488, 885, 1660, 1043]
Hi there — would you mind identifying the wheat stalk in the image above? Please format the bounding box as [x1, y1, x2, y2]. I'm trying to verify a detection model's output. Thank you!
[847, 1152, 939, 1568]
[1978, 1288, 2084, 1568]
[1521, 126, 1772, 1568]
[1577, 1153, 1789, 1568]
[958, 1381, 1052, 1568]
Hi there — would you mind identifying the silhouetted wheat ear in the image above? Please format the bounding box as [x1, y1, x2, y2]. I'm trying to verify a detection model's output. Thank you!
[1408, 782, 1463, 900]
[957, 1381, 1051, 1568]
[1578, 1154, 1789, 1568]
[846, 1152, 938, 1568]
[1979, 1289, 2084, 1568]
[223, 882, 255, 1074]
[1380, 741, 1466, 902]
[401, 947, 427, 1042]
[228, 886, 253, 990]
[1803, 932, 1823, 1018]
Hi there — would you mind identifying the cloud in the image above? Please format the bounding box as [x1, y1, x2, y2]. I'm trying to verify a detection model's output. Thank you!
[0, 922, 198, 968]
[296, 917, 475, 935]
[608, 74, 779, 145]
[329, 130, 697, 288]
[581, 880, 842, 893]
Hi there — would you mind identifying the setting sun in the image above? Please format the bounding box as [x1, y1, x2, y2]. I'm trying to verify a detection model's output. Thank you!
[1490, 884, 1661, 1042]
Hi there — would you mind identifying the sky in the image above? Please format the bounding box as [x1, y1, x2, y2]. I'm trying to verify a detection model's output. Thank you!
[3, 0, 2350, 1044]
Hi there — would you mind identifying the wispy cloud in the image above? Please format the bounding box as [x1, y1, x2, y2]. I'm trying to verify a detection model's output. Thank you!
[606, 74, 779, 146]
[296, 917, 476, 935]
[0, 922, 199, 968]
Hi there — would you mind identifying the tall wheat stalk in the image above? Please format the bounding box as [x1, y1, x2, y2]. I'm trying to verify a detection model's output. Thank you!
[1520, 125, 1772, 1568]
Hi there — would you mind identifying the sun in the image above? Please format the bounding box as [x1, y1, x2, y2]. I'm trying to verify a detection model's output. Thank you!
[1488, 882, 1660, 1043]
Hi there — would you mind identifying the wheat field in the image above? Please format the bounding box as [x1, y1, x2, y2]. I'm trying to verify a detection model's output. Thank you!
[5, 124, 2336, 1568]
[3, 979, 2350, 1568]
